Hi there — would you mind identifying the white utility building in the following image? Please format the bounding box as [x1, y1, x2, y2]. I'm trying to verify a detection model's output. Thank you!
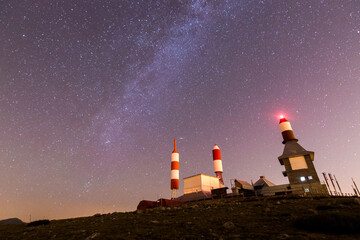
[183, 174, 220, 194]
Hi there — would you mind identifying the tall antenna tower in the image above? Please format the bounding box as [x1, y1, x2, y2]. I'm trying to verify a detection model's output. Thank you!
[212, 144, 224, 186]
[170, 139, 179, 199]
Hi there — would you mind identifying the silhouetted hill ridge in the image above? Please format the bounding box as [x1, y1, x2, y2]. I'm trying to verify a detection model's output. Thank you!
[0, 218, 24, 225]
[0, 196, 360, 239]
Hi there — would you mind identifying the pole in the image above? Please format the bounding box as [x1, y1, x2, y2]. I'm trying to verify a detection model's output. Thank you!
[230, 179, 236, 197]
[352, 185, 358, 196]
[251, 180, 257, 197]
[328, 173, 338, 196]
[322, 172, 332, 196]
[352, 178, 360, 196]
[333, 175, 343, 196]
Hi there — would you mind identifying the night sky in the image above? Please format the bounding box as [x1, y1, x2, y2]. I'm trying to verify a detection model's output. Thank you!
[1, 0, 360, 221]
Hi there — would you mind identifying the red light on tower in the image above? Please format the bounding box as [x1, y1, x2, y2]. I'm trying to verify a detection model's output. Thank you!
[278, 115, 298, 144]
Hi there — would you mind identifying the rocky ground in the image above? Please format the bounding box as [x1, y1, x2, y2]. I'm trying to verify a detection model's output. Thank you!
[1, 196, 360, 239]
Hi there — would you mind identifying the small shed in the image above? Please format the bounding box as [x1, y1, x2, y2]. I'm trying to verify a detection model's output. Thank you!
[253, 176, 276, 196]
[232, 179, 255, 196]
[211, 187, 228, 198]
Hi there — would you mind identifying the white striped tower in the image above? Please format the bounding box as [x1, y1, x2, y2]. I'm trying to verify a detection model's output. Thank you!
[171, 139, 179, 199]
[279, 115, 298, 144]
[212, 144, 224, 186]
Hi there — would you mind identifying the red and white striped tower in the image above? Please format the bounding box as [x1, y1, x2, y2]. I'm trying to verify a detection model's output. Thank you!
[212, 144, 224, 186]
[279, 115, 298, 144]
[171, 139, 179, 199]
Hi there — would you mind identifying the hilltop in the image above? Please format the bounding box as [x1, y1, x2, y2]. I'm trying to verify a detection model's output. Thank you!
[0, 218, 24, 226]
[1, 196, 360, 239]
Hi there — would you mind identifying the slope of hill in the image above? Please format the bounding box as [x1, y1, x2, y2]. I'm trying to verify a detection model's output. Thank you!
[1, 196, 360, 239]
[0, 218, 24, 226]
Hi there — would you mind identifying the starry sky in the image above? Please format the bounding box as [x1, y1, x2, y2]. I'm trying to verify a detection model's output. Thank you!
[1, 0, 360, 221]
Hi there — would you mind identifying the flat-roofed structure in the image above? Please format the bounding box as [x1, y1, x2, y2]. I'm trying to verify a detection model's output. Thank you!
[183, 174, 220, 194]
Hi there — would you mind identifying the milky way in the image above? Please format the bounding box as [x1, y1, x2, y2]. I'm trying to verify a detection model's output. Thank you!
[1, 1, 360, 220]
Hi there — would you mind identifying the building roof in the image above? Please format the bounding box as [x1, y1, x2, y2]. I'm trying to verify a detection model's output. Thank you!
[253, 176, 276, 187]
[183, 173, 218, 180]
[278, 140, 314, 160]
[234, 179, 254, 190]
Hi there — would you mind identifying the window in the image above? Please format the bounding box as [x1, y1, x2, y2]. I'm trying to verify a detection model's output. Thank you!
[300, 176, 306, 182]
[289, 156, 308, 170]
[304, 188, 310, 192]
[308, 176, 313, 180]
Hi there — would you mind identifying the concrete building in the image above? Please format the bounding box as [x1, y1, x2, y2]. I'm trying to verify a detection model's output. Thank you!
[278, 116, 328, 195]
[176, 174, 220, 202]
[183, 174, 220, 194]
[252, 176, 291, 196]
